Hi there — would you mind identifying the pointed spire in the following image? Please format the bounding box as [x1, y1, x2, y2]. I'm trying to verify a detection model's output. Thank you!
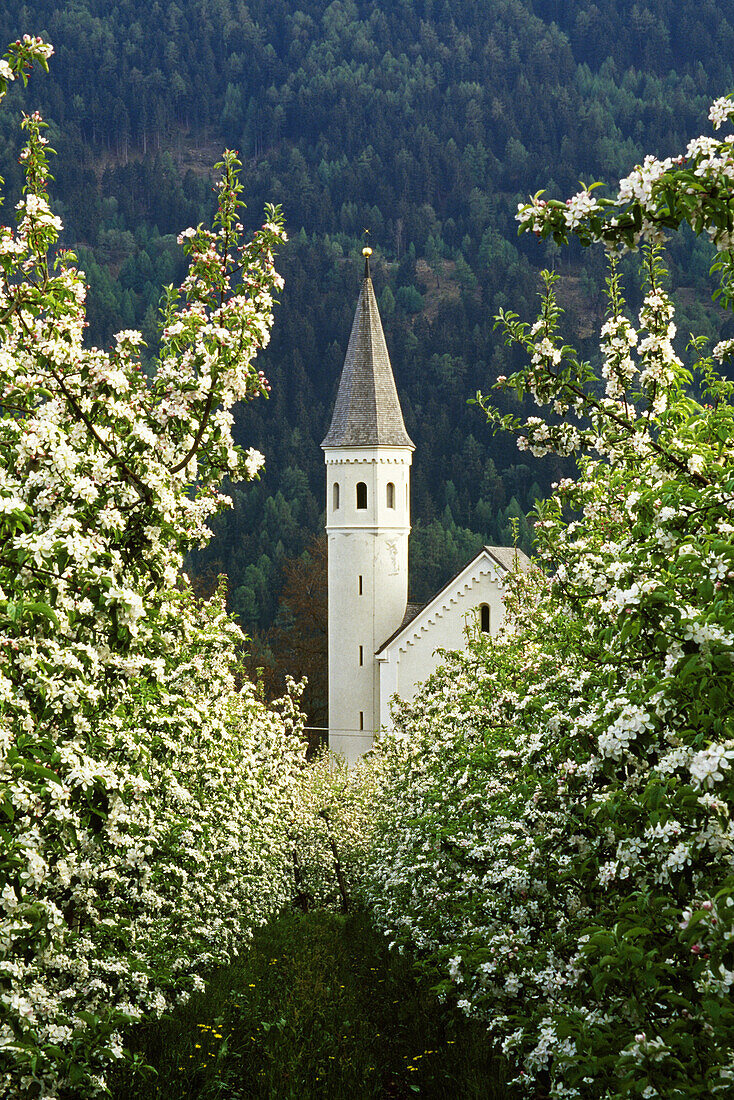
[321, 250, 414, 450]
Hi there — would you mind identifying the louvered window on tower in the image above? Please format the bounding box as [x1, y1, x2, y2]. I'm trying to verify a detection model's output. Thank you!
[386, 481, 395, 508]
[333, 482, 340, 510]
[356, 481, 367, 509]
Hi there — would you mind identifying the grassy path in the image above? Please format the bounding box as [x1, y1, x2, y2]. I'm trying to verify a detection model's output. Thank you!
[111, 911, 509, 1099]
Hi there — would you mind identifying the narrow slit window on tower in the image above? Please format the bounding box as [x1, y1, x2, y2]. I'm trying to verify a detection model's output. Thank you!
[359, 645, 364, 666]
[480, 603, 490, 633]
[358, 575, 363, 595]
[356, 481, 367, 509]
[333, 482, 340, 510]
[359, 711, 364, 731]
[386, 481, 395, 508]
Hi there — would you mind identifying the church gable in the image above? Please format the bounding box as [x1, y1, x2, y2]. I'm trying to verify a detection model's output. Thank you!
[377, 545, 528, 657]
[376, 546, 530, 730]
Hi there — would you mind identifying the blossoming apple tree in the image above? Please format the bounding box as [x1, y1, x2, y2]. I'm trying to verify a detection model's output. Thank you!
[0, 37, 308, 1100]
[362, 100, 734, 1097]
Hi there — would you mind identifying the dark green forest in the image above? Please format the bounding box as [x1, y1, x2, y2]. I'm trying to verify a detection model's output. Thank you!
[2, 0, 733, 716]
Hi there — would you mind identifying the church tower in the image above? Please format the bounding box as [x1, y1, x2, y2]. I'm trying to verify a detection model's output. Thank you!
[322, 248, 414, 761]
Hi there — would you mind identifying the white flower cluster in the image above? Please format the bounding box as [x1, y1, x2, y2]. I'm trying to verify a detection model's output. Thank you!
[713, 338, 734, 362]
[597, 702, 653, 760]
[244, 446, 265, 479]
[515, 193, 557, 236]
[617, 155, 674, 206]
[689, 743, 734, 789]
[709, 96, 734, 130]
[564, 189, 598, 229]
[600, 314, 638, 399]
[637, 287, 682, 399]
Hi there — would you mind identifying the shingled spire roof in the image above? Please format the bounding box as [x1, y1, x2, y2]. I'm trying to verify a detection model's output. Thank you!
[321, 251, 414, 449]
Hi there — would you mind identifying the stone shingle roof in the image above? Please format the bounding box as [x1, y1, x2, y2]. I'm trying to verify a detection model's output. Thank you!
[484, 546, 531, 574]
[399, 602, 425, 631]
[321, 270, 414, 449]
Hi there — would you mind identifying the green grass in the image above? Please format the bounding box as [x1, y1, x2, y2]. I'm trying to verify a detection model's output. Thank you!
[109, 910, 510, 1099]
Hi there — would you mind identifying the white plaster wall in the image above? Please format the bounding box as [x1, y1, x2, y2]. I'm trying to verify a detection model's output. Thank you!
[378, 560, 507, 733]
[325, 446, 412, 762]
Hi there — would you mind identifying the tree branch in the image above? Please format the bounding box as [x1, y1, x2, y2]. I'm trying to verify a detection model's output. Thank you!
[169, 385, 215, 475]
[44, 360, 152, 503]
[531, 364, 711, 488]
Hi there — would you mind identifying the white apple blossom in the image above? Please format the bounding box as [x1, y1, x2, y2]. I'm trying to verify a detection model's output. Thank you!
[564, 189, 599, 229]
[709, 96, 734, 129]
[244, 447, 266, 478]
[689, 744, 734, 789]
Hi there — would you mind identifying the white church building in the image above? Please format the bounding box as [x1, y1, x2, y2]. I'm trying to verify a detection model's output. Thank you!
[322, 248, 528, 762]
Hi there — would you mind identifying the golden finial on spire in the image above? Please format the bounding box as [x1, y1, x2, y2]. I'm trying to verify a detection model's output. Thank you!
[362, 229, 372, 275]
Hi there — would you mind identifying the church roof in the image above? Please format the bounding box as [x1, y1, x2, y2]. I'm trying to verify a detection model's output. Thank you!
[376, 545, 531, 654]
[397, 601, 426, 632]
[321, 256, 414, 449]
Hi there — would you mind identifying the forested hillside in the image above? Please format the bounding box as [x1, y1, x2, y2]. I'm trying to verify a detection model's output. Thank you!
[1, 0, 733, 707]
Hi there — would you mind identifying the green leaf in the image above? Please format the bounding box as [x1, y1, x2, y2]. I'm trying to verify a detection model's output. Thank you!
[17, 760, 62, 785]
